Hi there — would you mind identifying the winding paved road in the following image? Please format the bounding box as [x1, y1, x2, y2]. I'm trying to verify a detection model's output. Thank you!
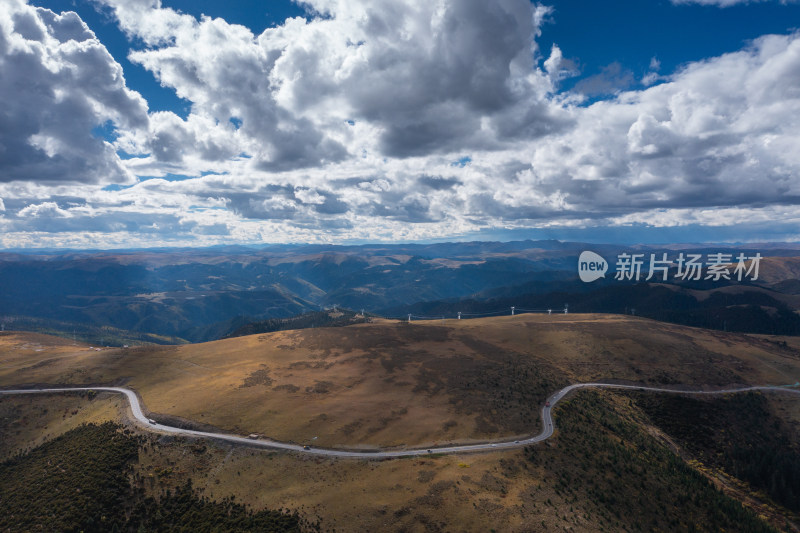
[1, 383, 798, 458]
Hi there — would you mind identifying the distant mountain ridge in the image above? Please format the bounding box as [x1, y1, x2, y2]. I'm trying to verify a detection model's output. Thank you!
[1, 240, 798, 343]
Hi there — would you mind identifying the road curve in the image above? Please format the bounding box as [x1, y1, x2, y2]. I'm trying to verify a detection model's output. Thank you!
[1, 383, 798, 458]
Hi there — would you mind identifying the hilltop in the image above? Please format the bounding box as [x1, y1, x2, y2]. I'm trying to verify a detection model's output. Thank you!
[2, 314, 799, 448]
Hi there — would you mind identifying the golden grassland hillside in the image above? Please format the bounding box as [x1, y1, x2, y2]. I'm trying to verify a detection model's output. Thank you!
[758, 256, 800, 285]
[2, 314, 800, 448]
[2, 388, 798, 531]
[2, 314, 800, 531]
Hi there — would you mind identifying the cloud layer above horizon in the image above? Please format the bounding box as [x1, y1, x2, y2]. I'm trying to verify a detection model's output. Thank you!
[0, 0, 799, 248]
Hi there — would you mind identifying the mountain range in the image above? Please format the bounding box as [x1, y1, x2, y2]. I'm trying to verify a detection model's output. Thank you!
[1, 240, 798, 343]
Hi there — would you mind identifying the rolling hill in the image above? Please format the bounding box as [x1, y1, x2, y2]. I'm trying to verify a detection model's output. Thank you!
[2, 315, 800, 531]
[2, 314, 799, 448]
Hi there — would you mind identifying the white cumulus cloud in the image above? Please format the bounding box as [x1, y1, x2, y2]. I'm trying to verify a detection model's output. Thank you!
[97, 0, 564, 170]
[0, 0, 149, 184]
[1, 0, 800, 247]
[18, 201, 72, 218]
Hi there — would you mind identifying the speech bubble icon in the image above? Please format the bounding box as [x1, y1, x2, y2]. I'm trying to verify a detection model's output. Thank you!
[578, 251, 608, 283]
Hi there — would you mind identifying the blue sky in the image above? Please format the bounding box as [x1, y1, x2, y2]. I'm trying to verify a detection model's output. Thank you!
[1, 0, 799, 248]
[540, 0, 800, 93]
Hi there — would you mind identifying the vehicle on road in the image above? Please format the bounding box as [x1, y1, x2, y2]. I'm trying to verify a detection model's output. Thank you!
[303, 445, 310, 450]
[4, 383, 798, 458]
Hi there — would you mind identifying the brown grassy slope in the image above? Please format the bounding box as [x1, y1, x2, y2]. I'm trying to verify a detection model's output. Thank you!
[0, 392, 121, 459]
[674, 283, 800, 310]
[1, 314, 799, 448]
[758, 256, 800, 285]
[2, 390, 786, 533]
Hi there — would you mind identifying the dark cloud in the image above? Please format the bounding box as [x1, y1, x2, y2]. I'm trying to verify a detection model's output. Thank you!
[8, 204, 187, 234]
[194, 223, 230, 235]
[337, 0, 564, 155]
[368, 195, 438, 222]
[224, 187, 298, 220]
[310, 192, 349, 215]
[252, 121, 349, 172]
[418, 176, 462, 190]
[574, 62, 635, 97]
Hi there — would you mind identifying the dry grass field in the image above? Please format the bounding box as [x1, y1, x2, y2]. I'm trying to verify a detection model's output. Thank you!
[3, 315, 800, 532]
[2, 314, 800, 449]
[2, 389, 796, 532]
[758, 256, 800, 286]
[0, 392, 574, 532]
